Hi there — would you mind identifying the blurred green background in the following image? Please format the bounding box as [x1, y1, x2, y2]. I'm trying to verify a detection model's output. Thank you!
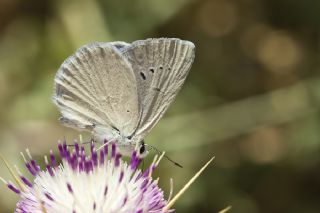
[1, 0, 320, 212]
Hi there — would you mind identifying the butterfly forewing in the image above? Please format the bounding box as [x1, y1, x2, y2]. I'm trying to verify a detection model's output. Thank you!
[53, 43, 140, 136]
[121, 38, 195, 140]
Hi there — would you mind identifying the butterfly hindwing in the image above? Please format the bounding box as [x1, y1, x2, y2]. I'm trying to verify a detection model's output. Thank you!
[121, 38, 195, 140]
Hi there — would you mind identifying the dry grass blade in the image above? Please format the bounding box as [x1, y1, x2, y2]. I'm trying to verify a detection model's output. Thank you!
[218, 206, 232, 213]
[163, 156, 215, 211]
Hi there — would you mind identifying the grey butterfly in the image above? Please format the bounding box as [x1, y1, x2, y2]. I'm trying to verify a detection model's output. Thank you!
[53, 38, 195, 157]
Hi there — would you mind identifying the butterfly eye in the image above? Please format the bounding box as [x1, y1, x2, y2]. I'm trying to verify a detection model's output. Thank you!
[139, 141, 146, 154]
[139, 144, 145, 154]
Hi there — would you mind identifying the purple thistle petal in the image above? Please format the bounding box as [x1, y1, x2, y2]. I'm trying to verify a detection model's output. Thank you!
[122, 196, 128, 207]
[99, 150, 105, 165]
[119, 171, 124, 183]
[45, 193, 54, 201]
[63, 141, 67, 152]
[65, 149, 71, 162]
[80, 150, 85, 162]
[104, 186, 108, 196]
[67, 183, 73, 194]
[135, 173, 143, 182]
[47, 165, 54, 177]
[130, 151, 141, 170]
[85, 160, 93, 173]
[115, 153, 121, 167]
[25, 163, 36, 176]
[140, 179, 149, 190]
[75, 143, 80, 156]
[92, 151, 98, 167]
[8, 183, 20, 194]
[50, 150, 57, 167]
[70, 154, 77, 170]
[142, 167, 151, 178]
[111, 143, 116, 159]
[20, 176, 32, 187]
[79, 161, 83, 172]
[58, 143, 65, 159]
[90, 140, 94, 153]
[30, 160, 40, 173]
[103, 139, 108, 155]
[142, 164, 157, 178]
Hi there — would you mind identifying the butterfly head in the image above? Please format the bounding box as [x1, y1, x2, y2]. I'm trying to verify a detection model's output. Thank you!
[137, 140, 148, 158]
[119, 134, 149, 158]
[118, 140, 149, 158]
[123, 137, 149, 158]
[107, 135, 148, 158]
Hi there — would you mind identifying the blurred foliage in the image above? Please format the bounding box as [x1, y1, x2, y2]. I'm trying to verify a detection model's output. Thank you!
[1, 0, 320, 212]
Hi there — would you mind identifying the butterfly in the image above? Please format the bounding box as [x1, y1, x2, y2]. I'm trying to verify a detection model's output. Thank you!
[53, 38, 195, 157]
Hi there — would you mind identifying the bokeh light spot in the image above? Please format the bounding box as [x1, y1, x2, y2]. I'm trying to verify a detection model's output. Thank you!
[257, 31, 301, 73]
[240, 127, 287, 164]
[198, 0, 238, 37]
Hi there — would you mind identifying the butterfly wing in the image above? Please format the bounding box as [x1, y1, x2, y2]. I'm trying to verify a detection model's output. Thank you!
[53, 42, 140, 137]
[121, 38, 195, 140]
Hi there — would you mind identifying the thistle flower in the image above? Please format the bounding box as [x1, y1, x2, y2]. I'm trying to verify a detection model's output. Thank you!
[1, 140, 214, 213]
[1, 141, 172, 213]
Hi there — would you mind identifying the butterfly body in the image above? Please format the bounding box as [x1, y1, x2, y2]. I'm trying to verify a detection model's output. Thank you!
[93, 124, 140, 156]
[53, 38, 195, 157]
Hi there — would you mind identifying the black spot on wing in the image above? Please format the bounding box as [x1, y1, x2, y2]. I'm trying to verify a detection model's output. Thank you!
[140, 72, 146, 80]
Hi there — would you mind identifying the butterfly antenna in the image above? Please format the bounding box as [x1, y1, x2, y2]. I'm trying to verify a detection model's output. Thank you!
[164, 155, 183, 168]
[147, 145, 183, 168]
